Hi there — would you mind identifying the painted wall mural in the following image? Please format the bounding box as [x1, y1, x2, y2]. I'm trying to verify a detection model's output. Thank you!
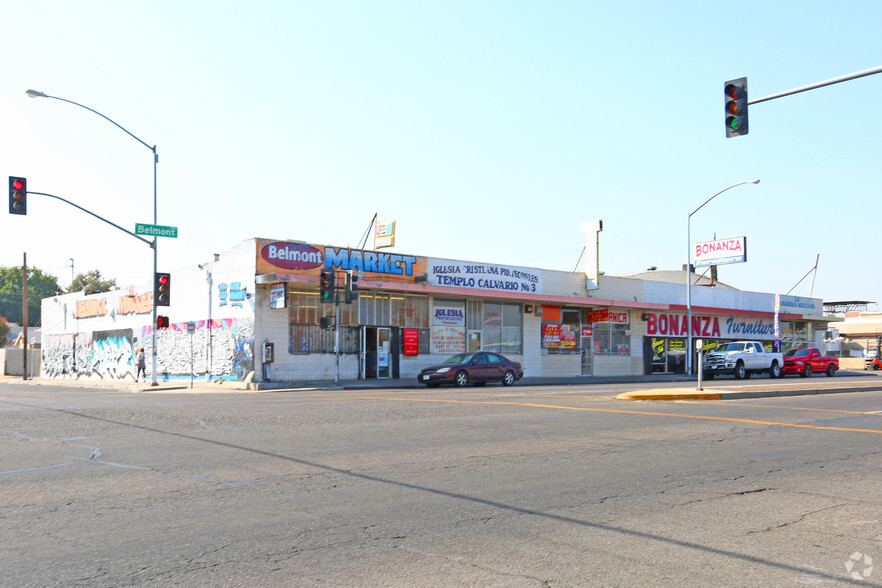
[42, 317, 254, 382]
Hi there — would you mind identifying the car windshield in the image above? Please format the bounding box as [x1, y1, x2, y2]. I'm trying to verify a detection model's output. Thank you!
[442, 353, 476, 364]
[785, 349, 810, 357]
[718, 343, 745, 352]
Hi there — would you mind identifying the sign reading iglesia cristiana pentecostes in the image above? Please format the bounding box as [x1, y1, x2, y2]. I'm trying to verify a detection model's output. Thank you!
[426, 259, 543, 294]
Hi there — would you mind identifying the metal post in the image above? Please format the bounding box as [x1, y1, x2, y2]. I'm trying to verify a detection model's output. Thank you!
[686, 179, 760, 377]
[22, 252, 28, 381]
[686, 216, 693, 376]
[151, 148, 159, 385]
[334, 283, 341, 384]
[697, 341, 704, 391]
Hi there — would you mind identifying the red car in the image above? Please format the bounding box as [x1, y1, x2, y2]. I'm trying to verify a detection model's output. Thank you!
[781, 348, 838, 377]
[418, 352, 524, 387]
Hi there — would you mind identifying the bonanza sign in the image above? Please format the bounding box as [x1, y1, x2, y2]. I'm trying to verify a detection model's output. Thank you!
[644, 312, 776, 340]
[693, 236, 747, 267]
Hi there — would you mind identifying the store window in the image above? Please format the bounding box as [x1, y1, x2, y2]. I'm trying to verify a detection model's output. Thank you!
[288, 290, 357, 355]
[434, 300, 522, 355]
[432, 299, 466, 354]
[542, 307, 580, 355]
[591, 309, 631, 356]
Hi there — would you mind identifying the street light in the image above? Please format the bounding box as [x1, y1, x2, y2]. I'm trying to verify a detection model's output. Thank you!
[27, 89, 161, 385]
[686, 178, 760, 377]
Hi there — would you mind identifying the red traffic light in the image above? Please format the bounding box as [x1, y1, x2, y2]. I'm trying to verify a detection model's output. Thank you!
[157, 315, 169, 329]
[12, 179, 24, 191]
[158, 275, 169, 285]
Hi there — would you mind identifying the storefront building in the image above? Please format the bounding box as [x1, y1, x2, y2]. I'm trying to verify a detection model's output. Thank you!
[39, 238, 833, 383]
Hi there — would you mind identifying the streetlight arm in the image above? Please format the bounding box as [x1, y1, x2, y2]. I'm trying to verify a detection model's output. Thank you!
[689, 179, 760, 219]
[28, 191, 155, 248]
[26, 90, 155, 154]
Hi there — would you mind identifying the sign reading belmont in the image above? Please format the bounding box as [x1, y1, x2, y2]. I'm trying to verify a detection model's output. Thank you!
[135, 223, 178, 238]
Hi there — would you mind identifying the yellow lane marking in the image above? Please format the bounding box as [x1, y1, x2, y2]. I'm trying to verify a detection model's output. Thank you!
[681, 400, 882, 416]
[305, 394, 882, 435]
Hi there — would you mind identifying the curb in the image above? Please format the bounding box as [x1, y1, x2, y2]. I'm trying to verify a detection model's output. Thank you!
[616, 385, 882, 401]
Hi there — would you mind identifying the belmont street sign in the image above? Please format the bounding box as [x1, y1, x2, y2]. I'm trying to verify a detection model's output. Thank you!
[135, 223, 178, 238]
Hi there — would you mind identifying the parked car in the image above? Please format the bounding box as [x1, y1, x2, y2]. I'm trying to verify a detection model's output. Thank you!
[781, 347, 838, 377]
[418, 352, 524, 387]
[702, 340, 784, 379]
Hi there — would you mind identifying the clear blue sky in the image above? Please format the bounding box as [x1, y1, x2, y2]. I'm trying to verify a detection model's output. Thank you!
[2, 1, 879, 304]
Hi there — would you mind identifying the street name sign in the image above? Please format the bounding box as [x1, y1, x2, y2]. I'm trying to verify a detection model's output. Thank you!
[135, 223, 178, 238]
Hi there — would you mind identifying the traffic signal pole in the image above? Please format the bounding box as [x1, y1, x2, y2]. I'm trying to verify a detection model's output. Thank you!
[748, 65, 882, 105]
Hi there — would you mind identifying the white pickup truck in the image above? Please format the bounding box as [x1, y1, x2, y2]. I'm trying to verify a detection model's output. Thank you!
[702, 341, 784, 379]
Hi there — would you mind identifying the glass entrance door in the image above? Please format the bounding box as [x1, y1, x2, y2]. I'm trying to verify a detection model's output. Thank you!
[581, 334, 593, 375]
[377, 327, 391, 378]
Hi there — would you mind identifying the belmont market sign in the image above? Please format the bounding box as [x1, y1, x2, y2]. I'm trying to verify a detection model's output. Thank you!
[644, 312, 776, 340]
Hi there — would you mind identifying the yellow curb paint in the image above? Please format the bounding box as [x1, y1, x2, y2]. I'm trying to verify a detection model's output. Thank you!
[616, 390, 722, 401]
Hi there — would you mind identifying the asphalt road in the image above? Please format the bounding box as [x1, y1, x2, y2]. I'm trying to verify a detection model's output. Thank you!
[1, 379, 880, 587]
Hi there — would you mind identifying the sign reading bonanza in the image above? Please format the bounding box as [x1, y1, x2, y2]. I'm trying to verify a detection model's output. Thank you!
[693, 236, 746, 267]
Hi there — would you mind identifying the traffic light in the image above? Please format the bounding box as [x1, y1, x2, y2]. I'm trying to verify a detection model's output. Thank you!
[154, 272, 171, 306]
[156, 315, 169, 329]
[8, 176, 27, 215]
[724, 77, 749, 138]
[319, 269, 335, 303]
[344, 271, 359, 303]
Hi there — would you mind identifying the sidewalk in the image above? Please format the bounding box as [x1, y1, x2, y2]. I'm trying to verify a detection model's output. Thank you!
[4, 372, 882, 400]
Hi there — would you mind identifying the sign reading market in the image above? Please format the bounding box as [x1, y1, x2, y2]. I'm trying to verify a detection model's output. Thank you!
[644, 312, 776, 340]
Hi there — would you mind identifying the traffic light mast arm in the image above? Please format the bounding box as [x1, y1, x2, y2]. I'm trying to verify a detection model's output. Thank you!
[749, 65, 882, 105]
[27, 191, 155, 248]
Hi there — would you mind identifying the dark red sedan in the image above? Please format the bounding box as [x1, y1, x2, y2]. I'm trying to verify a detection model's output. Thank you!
[418, 352, 524, 387]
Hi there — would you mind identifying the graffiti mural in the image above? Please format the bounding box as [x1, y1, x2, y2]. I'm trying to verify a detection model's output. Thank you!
[42, 333, 93, 378]
[140, 317, 254, 381]
[218, 282, 248, 309]
[41, 318, 253, 382]
[91, 329, 137, 381]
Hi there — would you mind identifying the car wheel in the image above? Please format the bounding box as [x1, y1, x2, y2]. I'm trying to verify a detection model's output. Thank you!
[454, 370, 470, 387]
[769, 363, 781, 378]
[734, 362, 746, 380]
[801, 364, 812, 378]
[826, 364, 836, 377]
[502, 370, 516, 386]
[874, 363, 880, 371]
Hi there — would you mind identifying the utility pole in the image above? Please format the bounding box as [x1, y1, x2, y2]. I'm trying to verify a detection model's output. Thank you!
[22, 253, 28, 381]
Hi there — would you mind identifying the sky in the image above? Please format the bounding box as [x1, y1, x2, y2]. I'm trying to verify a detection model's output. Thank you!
[2, 1, 879, 304]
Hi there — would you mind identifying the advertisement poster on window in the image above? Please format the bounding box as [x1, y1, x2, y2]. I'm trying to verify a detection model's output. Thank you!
[403, 328, 419, 356]
[433, 305, 465, 327]
[269, 283, 287, 309]
[542, 324, 561, 348]
[431, 326, 466, 354]
[543, 324, 577, 349]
